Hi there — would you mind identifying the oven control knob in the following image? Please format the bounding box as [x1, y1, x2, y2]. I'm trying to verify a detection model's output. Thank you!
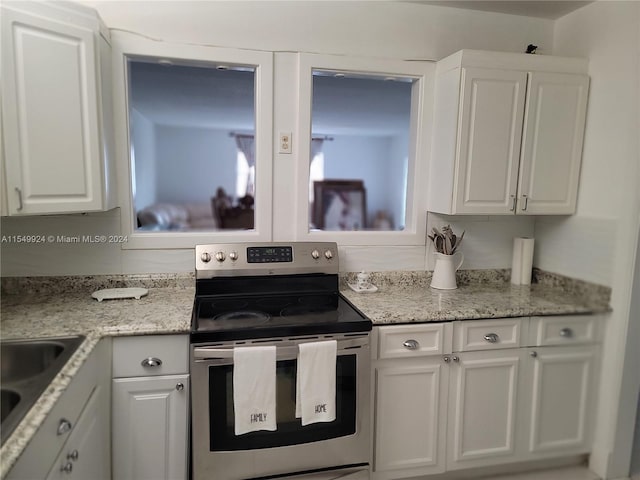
[200, 252, 211, 263]
[311, 249, 320, 260]
[229, 251, 239, 261]
[324, 250, 333, 260]
[215, 251, 226, 262]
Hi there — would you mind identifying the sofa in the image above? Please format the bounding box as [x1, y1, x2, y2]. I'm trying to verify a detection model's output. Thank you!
[137, 203, 218, 230]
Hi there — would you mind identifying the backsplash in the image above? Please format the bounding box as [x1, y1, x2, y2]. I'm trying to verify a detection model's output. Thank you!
[0, 273, 194, 296]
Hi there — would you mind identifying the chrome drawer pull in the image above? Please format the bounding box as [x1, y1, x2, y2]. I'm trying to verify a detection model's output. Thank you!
[402, 339, 419, 350]
[141, 357, 163, 368]
[57, 418, 72, 436]
[559, 328, 574, 338]
[483, 333, 499, 343]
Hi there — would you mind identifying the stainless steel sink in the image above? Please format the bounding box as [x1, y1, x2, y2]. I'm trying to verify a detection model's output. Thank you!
[0, 336, 85, 445]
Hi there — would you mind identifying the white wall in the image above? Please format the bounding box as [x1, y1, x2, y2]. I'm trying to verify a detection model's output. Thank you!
[130, 108, 157, 211]
[154, 126, 237, 204]
[322, 135, 401, 228]
[388, 133, 409, 230]
[548, 2, 640, 478]
[1, 1, 555, 276]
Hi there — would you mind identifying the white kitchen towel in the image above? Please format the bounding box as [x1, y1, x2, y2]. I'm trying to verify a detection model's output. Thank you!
[233, 346, 277, 435]
[295, 340, 337, 426]
[511, 237, 535, 285]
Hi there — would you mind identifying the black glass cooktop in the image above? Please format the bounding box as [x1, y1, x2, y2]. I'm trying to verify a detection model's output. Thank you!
[191, 273, 371, 342]
[192, 293, 369, 342]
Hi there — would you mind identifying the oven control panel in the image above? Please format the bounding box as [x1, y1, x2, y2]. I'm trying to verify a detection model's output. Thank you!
[247, 246, 293, 263]
[195, 242, 338, 278]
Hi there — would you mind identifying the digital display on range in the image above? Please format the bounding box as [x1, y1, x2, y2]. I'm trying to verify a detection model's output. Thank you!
[247, 246, 293, 263]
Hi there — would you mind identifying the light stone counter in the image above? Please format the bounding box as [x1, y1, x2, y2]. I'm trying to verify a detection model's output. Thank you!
[0, 281, 194, 478]
[341, 269, 611, 324]
[342, 282, 609, 324]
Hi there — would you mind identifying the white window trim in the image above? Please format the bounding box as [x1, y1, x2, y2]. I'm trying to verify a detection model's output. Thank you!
[111, 31, 273, 249]
[294, 53, 434, 246]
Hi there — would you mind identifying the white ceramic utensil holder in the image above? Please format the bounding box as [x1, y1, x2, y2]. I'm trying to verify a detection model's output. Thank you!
[431, 252, 464, 290]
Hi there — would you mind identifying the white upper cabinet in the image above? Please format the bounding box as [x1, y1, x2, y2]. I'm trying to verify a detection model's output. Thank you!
[1, 1, 115, 215]
[429, 50, 589, 216]
[517, 72, 589, 214]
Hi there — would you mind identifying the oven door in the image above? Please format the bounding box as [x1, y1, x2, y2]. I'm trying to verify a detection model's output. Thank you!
[191, 334, 370, 480]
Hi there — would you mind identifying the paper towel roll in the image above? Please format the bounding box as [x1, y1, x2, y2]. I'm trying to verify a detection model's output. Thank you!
[511, 237, 535, 285]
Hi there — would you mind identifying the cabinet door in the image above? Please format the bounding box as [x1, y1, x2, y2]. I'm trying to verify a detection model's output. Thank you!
[446, 349, 525, 470]
[517, 72, 589, 214]
[112, 374, 189, 480]
[525, 346, 596, 456]
[373, 357, 448, 476]
[453, 68, 527, 214]
[1, 6, 103, 215]
[46, 386, 110, 480]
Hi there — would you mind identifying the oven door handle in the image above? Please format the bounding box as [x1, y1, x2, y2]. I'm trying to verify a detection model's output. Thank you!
[193, 336, 369, 362]
[194, 346, 300, 361]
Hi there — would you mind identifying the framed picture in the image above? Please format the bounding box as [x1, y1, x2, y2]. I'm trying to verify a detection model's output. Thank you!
[313, 180, 367, 231]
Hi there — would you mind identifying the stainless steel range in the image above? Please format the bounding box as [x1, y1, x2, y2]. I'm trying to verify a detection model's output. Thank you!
[191, 242, 372, 480]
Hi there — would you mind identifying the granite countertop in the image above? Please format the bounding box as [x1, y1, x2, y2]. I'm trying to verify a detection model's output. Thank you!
[342, 282, 609, 324]
[341, 269, 611, 324]
[0, 277, 194, 478]
[0, 270, 610, 477]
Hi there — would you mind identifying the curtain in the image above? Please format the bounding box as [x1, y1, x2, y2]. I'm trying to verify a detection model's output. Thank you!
[310, 138, 324, 161]
[234, 134, 255, 196]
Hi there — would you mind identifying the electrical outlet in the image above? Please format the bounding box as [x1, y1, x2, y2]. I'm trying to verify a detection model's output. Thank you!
[279, 132, 292, 154]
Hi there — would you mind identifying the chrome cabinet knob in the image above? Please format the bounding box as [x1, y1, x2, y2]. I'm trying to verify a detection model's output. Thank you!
[402, 339, 419, 350]
[484, 333, 499, 343]
[311, 249, 320, 260]
[141, 357, 163, 368]
[67, 450, 79, 461]
[530, 350, 538, 358]
[200, 252, 211, 263]
[57, 418, 72, 436]
[443, 355, 451, 363]
[452, 355, 460, 363]
[324, 250, 333, 260]
[60, 462, 73, 474]
[176, 382, 184, 391]
[560, 328, 574, 338]
[215, 251, 226, 262]
[229, 251, 238, 261]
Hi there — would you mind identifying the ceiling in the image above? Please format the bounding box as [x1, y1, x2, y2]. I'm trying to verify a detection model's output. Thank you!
[410, 1, 592, 19]
[130, 61, 413, 135]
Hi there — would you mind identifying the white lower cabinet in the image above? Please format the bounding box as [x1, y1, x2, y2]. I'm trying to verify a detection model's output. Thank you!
[524, 345, 597, 457]
[112, 375, 190, 480]
[111, 335, 190, 480]
[372, 316, 601, 480]
[46, 386, 110, 480]
[374, 359, 448, 475]
[446, 349, 526, 470]
[7, 339, 111, 480]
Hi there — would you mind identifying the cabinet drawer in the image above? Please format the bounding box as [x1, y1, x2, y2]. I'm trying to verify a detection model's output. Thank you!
[529, 315, 599, 346]
[453, 318, 524, 352]
[112, 335, 189, 378]
[378, 324, 445, 359]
